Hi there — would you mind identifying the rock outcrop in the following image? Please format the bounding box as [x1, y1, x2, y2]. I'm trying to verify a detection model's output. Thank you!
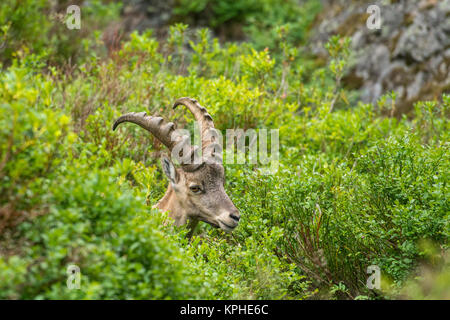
[310, 0, 450, 114]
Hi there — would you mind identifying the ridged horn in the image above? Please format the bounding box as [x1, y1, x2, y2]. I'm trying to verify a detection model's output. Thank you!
[173, 97, 221, 161]
[113, 112, 180, 150]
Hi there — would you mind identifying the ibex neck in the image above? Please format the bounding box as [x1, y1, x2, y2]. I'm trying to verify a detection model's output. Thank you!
[156, 184, 188, 226]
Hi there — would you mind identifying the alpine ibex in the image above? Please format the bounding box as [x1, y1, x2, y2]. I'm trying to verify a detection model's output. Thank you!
[113, 97, 240, 235]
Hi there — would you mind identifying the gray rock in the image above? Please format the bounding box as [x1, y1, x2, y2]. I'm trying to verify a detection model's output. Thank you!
[310, 0, 450, 114]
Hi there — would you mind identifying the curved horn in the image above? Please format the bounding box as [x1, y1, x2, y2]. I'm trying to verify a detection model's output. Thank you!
[173, 97, 221, 160]
[113, 112, 179, 150]
[113, 112, 201, 169]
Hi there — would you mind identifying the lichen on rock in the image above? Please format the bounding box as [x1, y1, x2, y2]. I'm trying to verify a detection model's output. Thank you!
[310, 0, 450, 115]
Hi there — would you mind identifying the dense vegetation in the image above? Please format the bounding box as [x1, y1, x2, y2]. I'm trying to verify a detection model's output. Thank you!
[0, 0, 448, 299]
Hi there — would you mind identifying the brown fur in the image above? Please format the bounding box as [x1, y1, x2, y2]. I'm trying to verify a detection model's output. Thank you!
[113, 98, 240, 237]
[156, 159, 240, 236]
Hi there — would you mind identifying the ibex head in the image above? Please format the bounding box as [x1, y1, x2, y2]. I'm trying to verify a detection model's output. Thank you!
[113, 98, 240, 233]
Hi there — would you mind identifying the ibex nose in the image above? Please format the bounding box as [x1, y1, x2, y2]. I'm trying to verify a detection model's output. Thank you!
[230, 212, 240, 222]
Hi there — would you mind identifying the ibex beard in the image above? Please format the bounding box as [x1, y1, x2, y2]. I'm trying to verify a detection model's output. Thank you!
[112, 97, 240, 235]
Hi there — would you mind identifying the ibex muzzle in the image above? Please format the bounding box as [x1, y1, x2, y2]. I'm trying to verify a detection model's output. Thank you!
[113, 98, 240, 234]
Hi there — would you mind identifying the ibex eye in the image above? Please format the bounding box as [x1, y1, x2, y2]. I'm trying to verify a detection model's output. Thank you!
[189, 186, 202, 193]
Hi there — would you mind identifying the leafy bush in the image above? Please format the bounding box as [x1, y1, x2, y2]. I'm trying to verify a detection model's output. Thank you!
[174, 0, 321, 50]
[0, 61, 71, 232]
[0, 162, 213, 299]
[0, 0, 121, 66]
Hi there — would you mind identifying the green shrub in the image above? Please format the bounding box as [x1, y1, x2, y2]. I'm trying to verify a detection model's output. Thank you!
[0, 62, 72, 231]
[174, 0, 321, 51]
[0, 0, 121, 66]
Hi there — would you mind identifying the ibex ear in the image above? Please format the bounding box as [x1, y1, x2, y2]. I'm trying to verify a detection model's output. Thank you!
[161, 155, 178, 184]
